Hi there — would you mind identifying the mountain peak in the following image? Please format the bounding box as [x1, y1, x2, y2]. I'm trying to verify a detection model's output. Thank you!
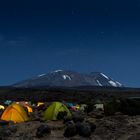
[13, 70, 123, 88]
[52, 69, 63, 73]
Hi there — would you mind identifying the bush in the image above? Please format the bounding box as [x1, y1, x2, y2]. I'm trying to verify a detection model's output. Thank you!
[104, 98, 140, 116]
[120, 99, 140, 115]
[104, 99, 121, 116]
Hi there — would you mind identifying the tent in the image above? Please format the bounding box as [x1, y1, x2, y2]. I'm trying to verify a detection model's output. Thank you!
[67, 103, 74, 108]
[24, 104, 33, 113]
[79, 104, 87, 112]
[37, 102, 45, 107]
[0, 105, 5, 110]
[44, 102, 71, 120]
[16, 102, 33, 113]
[94, 104, 104, 111]
[1, 103, 29, 123]
[4, 100, 12, 105]
[36, 102, 46, 111]
[66, 103, 76, 108]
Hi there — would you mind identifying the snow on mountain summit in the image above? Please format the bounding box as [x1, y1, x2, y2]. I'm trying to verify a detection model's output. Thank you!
[13, 70, 123, 88]
[38, 74, 46, 77]
[100, 73, 109, 80]
[53, 70, 63, 73]
[62, 75, 72, 80]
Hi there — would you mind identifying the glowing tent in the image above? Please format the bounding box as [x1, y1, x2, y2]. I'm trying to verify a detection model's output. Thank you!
[16, 102, 33, 113]
[44, 102, 71, 120]
[1, 103, 29, 123]
[0, 105, 5, 110]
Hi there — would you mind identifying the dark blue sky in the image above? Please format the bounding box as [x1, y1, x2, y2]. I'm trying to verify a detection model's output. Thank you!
[0, 0, 140, 87]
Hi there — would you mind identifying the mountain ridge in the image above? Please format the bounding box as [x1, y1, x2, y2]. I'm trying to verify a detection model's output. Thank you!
[13, 70, 123, 88]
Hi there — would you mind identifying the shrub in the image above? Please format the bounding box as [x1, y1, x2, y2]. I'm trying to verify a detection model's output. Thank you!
[104, 99, 121, 116]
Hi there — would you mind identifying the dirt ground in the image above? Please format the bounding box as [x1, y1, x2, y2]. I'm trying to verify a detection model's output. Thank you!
[1, 114, 140, 140]
[0, 87, 140, 139]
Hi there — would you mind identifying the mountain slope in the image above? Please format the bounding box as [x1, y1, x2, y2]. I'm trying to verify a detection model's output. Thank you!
[13, 70, 123, 88]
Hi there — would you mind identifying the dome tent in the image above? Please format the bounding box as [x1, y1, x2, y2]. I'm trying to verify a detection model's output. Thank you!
[0, 105, 5, 110]
[44, 102, 71, 120]
[1, 103, 29, 123]
[16, 102, 33, 113]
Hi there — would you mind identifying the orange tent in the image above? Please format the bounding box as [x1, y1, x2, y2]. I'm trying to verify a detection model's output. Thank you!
[1, 103, 29, 123]
[16, 102, 33, 113]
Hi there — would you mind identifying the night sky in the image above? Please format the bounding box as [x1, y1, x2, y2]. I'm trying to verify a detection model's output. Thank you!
[0, 0, 140, 87]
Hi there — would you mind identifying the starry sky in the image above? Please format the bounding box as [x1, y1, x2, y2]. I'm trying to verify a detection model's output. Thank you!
[0, 0, 140, 87]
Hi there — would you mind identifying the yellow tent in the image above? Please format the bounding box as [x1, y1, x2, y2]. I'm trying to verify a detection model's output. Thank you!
[25, 105, 33, 113]
[16, 102, 33, 113]
[0, 105, 5, 110]
[37, 102, 44, 107]
[1, 103, 29, 123]
[44, 102, 71, 121]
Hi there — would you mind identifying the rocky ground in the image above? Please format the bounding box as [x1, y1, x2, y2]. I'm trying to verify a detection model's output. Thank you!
[0, 110, 140, 140]
[0, 87, 140, 139]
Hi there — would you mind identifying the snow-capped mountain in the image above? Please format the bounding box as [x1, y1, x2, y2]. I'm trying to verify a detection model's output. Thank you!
[13, 70, 123, 88]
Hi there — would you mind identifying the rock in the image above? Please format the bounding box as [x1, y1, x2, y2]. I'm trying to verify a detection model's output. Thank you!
[115, 112, 123, 115]
[87, 122, 96, 132]
[8, 125, 17, 133]
[32, 117, 41, 121]
[0, 127, 12, 138]
[18, 132, 34, 140]
[95, 114, 104, 119]
[72, 114, 84, 123]
[76, 122, 91, 137]
[36, 124, 51, 138]
[127, 134, 140, 140]
[65, 121, 74, 126]
[63, 116, 72, 124]
[64, 123, 78, 137]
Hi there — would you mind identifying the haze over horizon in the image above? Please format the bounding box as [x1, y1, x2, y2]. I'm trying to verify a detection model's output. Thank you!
[0, 0, 140, 87]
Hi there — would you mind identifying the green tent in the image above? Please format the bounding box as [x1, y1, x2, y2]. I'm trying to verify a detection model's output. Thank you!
[44, 102, 71, 120]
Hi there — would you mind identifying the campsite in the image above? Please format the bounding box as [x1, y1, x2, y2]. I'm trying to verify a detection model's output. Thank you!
[0, 87, 140, 139]
[1, 0, 140, 139]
